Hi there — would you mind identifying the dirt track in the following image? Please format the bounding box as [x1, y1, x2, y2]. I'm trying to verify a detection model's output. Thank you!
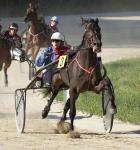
[0, 13, 140, 150]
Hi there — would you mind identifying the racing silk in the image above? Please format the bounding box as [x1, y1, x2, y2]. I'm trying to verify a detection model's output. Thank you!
[53, 46, 68, 60]
[35, 46, 69, 67]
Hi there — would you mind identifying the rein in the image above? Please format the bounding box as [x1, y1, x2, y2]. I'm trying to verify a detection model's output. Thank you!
[70, 53, 98, 74]
[28, 28, 44, 37]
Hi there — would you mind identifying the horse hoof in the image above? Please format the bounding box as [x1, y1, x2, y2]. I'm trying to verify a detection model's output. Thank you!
[5, 82, 8, 87]
[41, 109, 49, 119]
[61, 116, 67, 121]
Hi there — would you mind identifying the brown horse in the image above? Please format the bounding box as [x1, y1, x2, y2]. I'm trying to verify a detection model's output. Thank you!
[0, 35, 15, 86]
[0, 31, 36, 86]
[24, 6, 52, 61]
[41, 18, 113, 129]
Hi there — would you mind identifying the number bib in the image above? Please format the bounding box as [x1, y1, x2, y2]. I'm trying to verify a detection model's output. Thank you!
[57, 55, 67, 68]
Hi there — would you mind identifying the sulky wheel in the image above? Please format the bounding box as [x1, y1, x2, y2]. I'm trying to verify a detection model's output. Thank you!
[15, 89, 26, 133]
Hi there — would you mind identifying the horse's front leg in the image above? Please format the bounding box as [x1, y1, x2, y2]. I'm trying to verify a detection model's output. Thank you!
[33, 46, 40, 61]
[0, 60, 3, 71]
[3, 59, 11, 87]
[42, 90, 58, 119]
[69, 88, 79, 130]
[61, 98, 70, 121]
[93, 78, 107, 94]
[25, 42, 32, 56]
[4, 65, 9, 87]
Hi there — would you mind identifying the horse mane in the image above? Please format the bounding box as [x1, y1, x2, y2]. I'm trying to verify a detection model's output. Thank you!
[77, 32, 85, 48]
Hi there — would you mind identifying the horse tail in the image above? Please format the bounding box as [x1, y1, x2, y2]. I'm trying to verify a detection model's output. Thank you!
[106, 76, 115, 95]
[102, 64, 107, 79]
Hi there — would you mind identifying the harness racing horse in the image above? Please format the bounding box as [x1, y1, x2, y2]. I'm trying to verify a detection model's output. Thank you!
[40, 18, 116, 132]
[0, 32, 37, 87]
[24, 6, 52, 60]
[0, 34, 21, 86]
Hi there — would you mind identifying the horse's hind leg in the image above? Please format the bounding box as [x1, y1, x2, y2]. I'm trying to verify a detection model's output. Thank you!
[4, 60, 11, 87]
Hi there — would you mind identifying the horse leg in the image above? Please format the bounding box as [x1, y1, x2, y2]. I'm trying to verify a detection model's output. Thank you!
[69, 88, 79, 130]
[0, 60, 3, 71]
[3, 60, 11, 87]
[94, 79, 107, 94]
[32, 46, 40, 61]
[61, 98, 70, 121]
[25, 42, 30, 55]
[42, 90, 58, 119]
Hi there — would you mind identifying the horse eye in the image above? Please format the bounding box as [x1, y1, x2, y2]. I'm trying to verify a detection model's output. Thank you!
[93, 43, 97, 46]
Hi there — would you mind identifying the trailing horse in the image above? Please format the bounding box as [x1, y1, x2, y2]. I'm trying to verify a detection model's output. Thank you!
[23, 5, 52, 61]
[0, 34, 21, 86]
[0, 31, 37, 86]
[0, 34, 12, 86]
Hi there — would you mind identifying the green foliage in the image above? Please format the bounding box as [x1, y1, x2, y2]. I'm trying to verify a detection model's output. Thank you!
[56, 57, 140, 125]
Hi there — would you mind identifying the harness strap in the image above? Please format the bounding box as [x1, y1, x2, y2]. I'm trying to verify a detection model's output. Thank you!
[69, 53, 98, 89]
[28, 29, 44, 37]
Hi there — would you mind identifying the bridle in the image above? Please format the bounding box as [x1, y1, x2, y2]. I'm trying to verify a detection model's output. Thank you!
[82, 29, 101, 53]
[81, 19, 102, 50]
[28, 28, 44, 37]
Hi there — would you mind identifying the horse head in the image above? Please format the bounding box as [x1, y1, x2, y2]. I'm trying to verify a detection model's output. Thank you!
[24, 7, 38, 23]
[81, 17, 102, 52]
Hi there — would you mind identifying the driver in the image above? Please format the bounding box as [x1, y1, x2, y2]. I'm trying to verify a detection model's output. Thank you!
[2, 23, 24, 61]
[48, 16, 59, 35]
[35, 32, 69, 87]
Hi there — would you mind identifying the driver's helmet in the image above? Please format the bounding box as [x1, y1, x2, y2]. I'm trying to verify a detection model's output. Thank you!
[51, 32, 64, 41]
[9, 23, 18, 31]
[51, 16, 59, 23]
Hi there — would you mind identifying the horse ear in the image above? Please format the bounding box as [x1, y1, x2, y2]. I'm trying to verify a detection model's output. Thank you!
[81, 17, 89, 25]
[29, 0, 39, 10]
[95, 18, 99, 24]
[34, 2, 39, 10]
[81, 17, 85, 26]
[81, 17, 84, 22]
[81, 17, 84, 20]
